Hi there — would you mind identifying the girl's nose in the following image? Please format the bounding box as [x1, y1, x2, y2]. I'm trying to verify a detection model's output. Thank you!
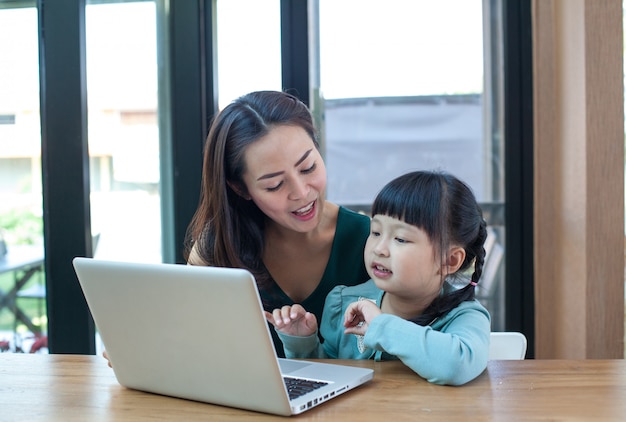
[373, 239, 390, 257]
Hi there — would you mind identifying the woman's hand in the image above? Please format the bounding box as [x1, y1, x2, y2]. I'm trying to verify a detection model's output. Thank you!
[264, 304, 318, 337]
[343, 300, 382, 336]
[103, 350, 113, 368]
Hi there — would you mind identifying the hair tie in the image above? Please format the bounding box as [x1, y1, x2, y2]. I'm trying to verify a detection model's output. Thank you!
[470, 281, 478, 287]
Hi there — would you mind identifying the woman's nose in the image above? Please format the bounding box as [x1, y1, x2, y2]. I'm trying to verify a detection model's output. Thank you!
[288, 177, 309, 200]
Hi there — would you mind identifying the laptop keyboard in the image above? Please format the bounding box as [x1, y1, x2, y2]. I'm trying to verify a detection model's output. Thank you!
[283, 377, 329, 400]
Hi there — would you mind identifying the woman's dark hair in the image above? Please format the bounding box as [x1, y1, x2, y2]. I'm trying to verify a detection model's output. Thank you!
[184, 91, 318, 290]
[371, 170, 487, 325]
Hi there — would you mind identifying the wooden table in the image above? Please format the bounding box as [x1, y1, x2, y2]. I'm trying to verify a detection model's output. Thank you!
[2, 354, 626, 421]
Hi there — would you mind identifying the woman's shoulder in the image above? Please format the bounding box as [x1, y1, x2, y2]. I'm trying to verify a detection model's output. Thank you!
[186, 242, 210, 266]
[336, 206, 370, 234]
[337, 205, 370, 223]
[321, 204, 371, 286]
[325, 205, 370, 257]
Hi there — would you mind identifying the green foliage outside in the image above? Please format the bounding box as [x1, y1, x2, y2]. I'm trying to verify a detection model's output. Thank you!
[0, 207, 43, 246]
[0, 270, 47, 336]
[0, 207, 46, 338]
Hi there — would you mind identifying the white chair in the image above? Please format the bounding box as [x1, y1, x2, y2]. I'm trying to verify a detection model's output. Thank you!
[489, 332, 527, 360]
[475, 228, 504, 309]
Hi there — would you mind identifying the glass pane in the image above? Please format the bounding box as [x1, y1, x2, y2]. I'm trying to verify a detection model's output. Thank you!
[319, 1, 483, 99]
[315, 0, 506, 329]
[86, 1, 161, 264]
[0, 6, 47, 353]
[216, 0, 282, 109]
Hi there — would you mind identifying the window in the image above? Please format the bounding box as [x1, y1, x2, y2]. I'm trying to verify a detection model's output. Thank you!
[86, 1, 161, 263]
[313, 0, 506, 329]
[216, 0, 282, 108]
[0, 5, 46, 352]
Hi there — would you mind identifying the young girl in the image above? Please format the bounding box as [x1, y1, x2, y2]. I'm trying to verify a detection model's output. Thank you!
[266, 170, 491, 385]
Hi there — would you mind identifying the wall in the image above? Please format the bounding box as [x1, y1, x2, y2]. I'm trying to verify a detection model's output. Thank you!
[533, 0, 624, 358]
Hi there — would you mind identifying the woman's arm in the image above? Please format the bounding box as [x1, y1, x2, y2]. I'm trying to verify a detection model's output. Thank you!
[186, 242, 209, 266]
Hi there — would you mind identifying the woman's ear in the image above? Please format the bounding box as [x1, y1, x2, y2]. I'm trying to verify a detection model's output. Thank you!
[227, 181, 251, 200]
[443, 246, 466, 276]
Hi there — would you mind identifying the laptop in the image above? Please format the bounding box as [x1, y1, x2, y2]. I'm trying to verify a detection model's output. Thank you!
[72, 257, 374, 416]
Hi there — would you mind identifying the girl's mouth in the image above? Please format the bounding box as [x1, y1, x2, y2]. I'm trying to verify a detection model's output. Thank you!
[371, 264, 392, 278]
[373, 264, 391, 273]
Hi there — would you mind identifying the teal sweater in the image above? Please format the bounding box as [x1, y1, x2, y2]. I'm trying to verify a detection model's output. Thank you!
[277, 280, 491, 386]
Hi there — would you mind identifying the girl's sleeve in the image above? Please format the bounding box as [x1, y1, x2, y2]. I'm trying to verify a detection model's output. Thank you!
[318, 285, 348, 359]
[363, 304, 490, 385]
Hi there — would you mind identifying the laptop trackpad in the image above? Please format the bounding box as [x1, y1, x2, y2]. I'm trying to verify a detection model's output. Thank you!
[278, 359, 313, 375]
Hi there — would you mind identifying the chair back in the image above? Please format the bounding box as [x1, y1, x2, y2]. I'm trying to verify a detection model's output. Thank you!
[489, 332, 527, 360]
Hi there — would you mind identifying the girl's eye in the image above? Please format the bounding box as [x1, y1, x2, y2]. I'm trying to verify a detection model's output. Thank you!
[301, 163, 316, 174]
[370, 231, 381, 237]
[395, 237, 407, 244]
[266, 182, 283, 192]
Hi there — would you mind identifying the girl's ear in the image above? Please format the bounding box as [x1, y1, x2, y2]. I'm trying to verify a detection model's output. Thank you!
[227, 181, 251, 200]
[443, 246, 465, 276]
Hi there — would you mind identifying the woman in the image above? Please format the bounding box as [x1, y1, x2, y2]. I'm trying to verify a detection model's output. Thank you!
[184, 90, 371, 356]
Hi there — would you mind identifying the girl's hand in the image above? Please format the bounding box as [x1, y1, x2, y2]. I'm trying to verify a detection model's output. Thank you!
[343, 300, 382, 336]
[264, 304, 318, 337]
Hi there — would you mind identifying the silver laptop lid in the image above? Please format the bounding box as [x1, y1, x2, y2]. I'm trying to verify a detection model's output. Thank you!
[73, 257, 294, 415]
[72, 257, 373, 416]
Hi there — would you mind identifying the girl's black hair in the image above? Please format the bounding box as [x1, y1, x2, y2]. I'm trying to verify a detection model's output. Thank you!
[371, 170, 487, 325]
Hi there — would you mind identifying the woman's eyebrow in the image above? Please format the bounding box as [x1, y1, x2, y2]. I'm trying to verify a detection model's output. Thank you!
[257, 171, 283, 181]
[257, 149, 313, 181]
[294, 149, 313, 167]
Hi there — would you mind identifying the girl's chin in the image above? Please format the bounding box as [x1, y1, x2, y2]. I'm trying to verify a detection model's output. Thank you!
[371, 277, 391, 290]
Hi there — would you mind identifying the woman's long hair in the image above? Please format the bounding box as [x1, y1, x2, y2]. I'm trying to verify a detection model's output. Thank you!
[184, 91, 318, 291]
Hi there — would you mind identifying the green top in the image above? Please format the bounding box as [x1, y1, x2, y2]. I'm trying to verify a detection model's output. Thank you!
[261, 206, 371, 357]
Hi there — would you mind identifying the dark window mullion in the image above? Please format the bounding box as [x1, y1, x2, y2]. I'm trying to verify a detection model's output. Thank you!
[280, 0, 309, 106]
[38, 0, 95, 354]
[503, 0, 534, 357]
[166, 0, 217, 264]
